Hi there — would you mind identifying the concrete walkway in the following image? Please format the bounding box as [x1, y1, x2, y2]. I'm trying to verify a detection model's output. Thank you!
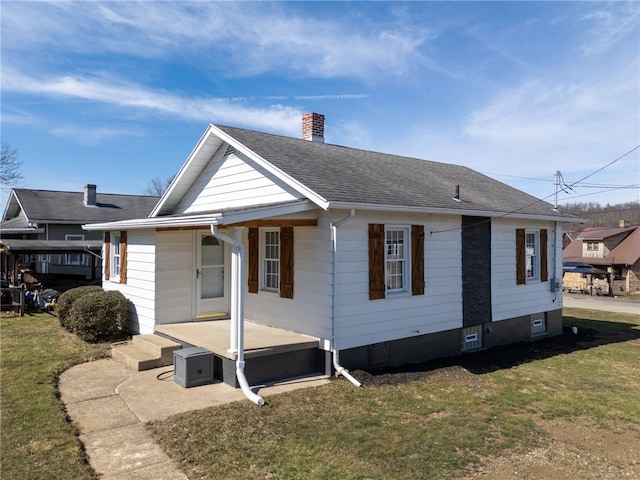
[59, 358, 330, 480]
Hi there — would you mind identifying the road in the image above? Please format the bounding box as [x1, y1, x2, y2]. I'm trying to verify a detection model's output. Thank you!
[562, 293, 640, 315]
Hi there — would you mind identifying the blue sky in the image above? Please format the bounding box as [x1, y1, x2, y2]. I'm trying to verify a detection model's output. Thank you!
[2, 1, 639, 210]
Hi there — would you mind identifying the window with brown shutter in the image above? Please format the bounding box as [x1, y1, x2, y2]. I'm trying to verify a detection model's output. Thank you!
[368, 224, 385, 300]
[280, 227, 294, 299]
[248, 227, 259, 293]
[104, 231, 111, 281]
[516, 228, 526, 285]
[411, 224, 425, 295]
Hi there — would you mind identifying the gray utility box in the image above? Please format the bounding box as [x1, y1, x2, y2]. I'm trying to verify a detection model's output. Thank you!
[173, 347, 214, 388]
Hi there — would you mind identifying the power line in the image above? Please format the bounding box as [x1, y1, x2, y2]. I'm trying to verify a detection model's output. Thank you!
[430, 145, 640, 235]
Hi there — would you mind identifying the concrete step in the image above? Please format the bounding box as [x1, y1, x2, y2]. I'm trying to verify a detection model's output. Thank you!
[132, 334, 182, 365]
[111, 334, 181, 371]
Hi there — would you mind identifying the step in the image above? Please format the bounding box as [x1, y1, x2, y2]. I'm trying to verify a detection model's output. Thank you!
[132, 334, 182, 365]
[111, 344, 165, 371]
[111, 334, 182, 371]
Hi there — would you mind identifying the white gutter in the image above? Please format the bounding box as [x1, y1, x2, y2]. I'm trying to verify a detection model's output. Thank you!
[210, 225, 265, 406]
[330, 209, 361, 387]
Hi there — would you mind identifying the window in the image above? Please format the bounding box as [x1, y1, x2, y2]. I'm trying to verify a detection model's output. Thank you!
[369, 224, 424, 300]
[525, 231, 538, 280]
[248, 227, 294, 299]
[385, 226, 409, 293]
[516, 228, 548, 285]
[64, 234, 85, 265]
[105, 231, 127, 284]
[262, 229, 280, 291]
[112, 234, 121, 279]
[586, 242, 598, 251]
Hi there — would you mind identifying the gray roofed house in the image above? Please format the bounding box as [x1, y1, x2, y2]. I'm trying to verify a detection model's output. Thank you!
[83, 113, 585, 403]
[1, 184, 159, 288]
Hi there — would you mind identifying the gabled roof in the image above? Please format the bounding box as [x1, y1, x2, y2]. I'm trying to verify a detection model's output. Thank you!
[1, 188, 160, 226]
[563, 225, 640, 266]
[151, 123, 582, 223]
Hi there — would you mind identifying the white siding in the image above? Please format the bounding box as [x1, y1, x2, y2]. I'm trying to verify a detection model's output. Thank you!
[244, 215, 334, 340]
[103, 229, 157, 334]
[491, 218, 562, 321]
[333, 212, 463, 351]
[175, 147, 302, 214]
[155, 230, 196, 324]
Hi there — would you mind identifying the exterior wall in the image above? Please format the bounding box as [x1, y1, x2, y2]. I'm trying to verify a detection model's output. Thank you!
[175, 146, 302, 215]
[104, 229, 157, 334]
[491, 218, 562, 322]
[244, 213, 334, 341]
[333, 211, 462, 351]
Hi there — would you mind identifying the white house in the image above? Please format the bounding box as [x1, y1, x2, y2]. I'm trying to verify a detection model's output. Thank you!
[85, 113, 583, 403]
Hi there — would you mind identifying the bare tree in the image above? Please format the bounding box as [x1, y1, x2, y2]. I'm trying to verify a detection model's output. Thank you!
[144, 175, 174, 196]
[0, 142, 24, 191]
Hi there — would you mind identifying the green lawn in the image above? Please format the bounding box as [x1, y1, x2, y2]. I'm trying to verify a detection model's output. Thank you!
[149, 308, 640, 480]
[1, 312, 111, 480]
[1, 308, 638, 480]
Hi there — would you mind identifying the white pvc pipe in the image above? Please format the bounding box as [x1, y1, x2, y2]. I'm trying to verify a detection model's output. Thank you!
[330, 209, 362, 387]
[210, 225, 265, 406]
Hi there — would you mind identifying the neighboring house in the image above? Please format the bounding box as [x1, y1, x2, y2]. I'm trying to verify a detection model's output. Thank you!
[0, 185, 159, 290]
[85, 113, 582, 399]
[563, 223, 640, 295]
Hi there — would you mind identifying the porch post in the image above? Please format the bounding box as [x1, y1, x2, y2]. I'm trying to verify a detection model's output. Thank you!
[233, 227, 244, 354]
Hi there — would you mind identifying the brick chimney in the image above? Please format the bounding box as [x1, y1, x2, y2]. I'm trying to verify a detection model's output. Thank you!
[84, 184, 97, 207]
[302, 113, 325, 143]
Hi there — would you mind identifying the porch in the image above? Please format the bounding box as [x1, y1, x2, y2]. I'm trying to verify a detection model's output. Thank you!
[154, 320, 325, 388]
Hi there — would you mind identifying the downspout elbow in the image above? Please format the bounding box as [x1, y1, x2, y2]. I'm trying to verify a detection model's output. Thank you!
[332, 349, 361, 387]
[237, 361, 266, 406]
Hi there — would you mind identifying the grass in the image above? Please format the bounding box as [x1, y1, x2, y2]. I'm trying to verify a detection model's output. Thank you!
[149, 307, 640, 480]
[1, 308, 637, 480]
[0, 312, 111, 480]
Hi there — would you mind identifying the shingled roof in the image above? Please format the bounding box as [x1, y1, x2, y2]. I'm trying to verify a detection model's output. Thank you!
[216, 125, 579, 219]
[2, 188, 160, 226]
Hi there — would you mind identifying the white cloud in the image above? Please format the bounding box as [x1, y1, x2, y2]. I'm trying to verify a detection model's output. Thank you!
[578, 3, 640, 55]
[2, 1, 435, 81]
[2, 69, 304, 135]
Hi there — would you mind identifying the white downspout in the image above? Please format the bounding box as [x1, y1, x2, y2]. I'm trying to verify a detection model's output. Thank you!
[210, 225, 265, 406]
[331, 209, 361, 387]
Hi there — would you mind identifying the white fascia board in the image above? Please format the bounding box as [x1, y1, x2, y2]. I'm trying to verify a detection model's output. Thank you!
[150, 125, 224, 217]
[326, 202, 586, 223]
[83, 212, 224, 231]
[2, 191, 22, 221]
[209, 125, 330, 210]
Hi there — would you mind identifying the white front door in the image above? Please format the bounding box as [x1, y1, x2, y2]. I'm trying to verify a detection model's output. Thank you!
[195, 233, 229, 319]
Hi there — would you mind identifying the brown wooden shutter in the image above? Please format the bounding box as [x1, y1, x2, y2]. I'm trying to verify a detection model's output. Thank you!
[369, 224, 385, 300]
[104, 231, 111, 281]
[540, 229, 548, 282]
[119, 231, 128, 284]
[248, 227, 259, 293]
[516, 228, 526, 285]
[280, 227, 294, 299]
[411, 225, 425, 296]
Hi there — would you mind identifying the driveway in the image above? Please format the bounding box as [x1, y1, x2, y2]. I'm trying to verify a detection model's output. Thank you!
[562, 293, 639, 315]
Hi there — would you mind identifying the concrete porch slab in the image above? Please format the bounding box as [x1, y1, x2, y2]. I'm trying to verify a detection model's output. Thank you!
[155, 319, 319, 360]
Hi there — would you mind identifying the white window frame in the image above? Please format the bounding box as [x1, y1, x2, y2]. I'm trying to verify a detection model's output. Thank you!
[525, 230, 539, 282]
[64, 234, 85, 265]
[385, 225, 410, 294]
[111, 234, 121, 282]
[261, 229, 280, 293]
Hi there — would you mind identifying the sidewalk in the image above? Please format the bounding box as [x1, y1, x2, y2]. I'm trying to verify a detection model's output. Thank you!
[59, 358, 330, 480]
[563, 293, 640, 315]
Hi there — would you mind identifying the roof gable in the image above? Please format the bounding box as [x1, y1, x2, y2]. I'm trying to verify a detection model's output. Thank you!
[152, 122, 582, 221]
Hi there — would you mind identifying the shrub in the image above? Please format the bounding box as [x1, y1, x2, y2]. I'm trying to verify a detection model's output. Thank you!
[65, 290, 127, 343]
[57, 285, 103, 329]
